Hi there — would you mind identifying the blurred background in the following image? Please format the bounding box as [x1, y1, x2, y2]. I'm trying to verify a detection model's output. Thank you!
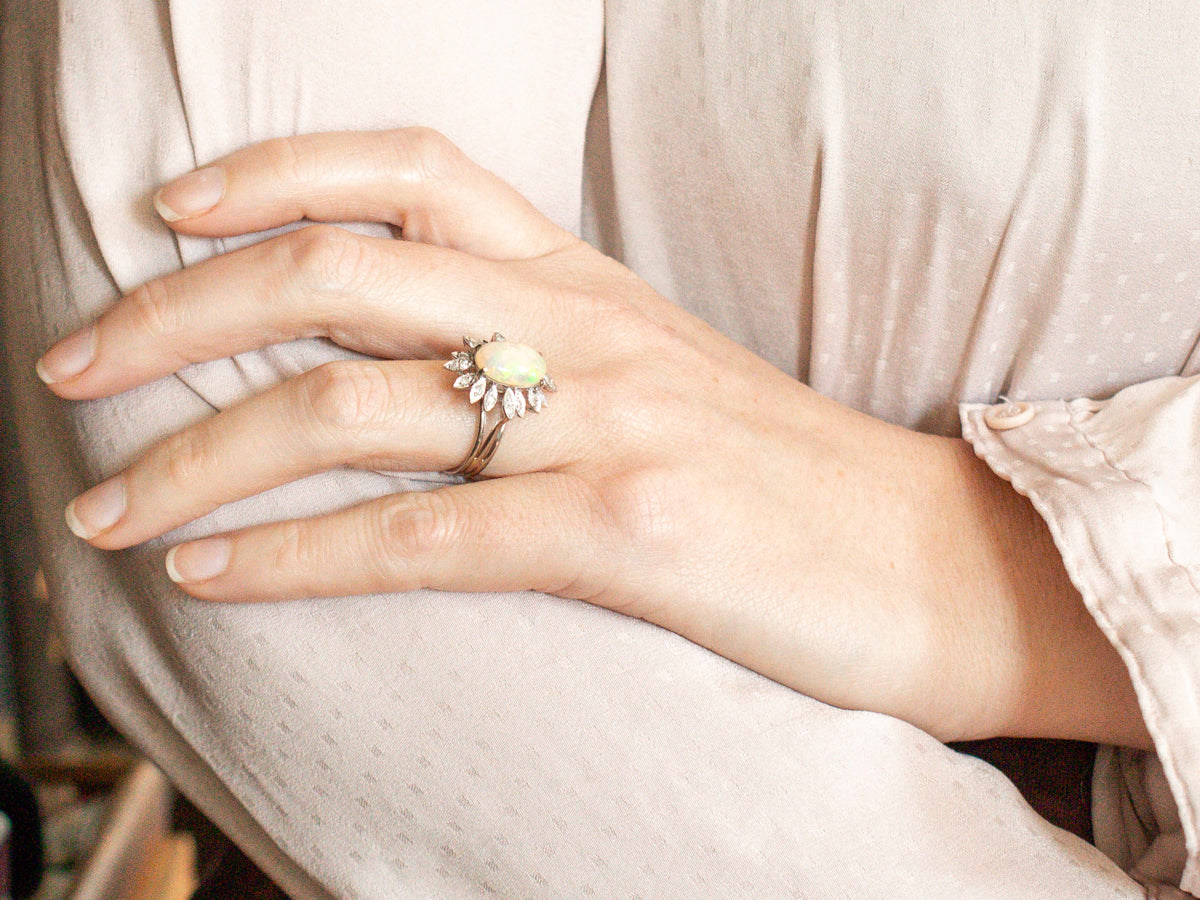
[2, 316, 199, 900]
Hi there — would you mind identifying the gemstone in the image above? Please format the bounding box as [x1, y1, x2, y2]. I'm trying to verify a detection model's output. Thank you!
[483, 382, 499, 411]
[469, 376, 488, 403]
[503, 387, 520, 419]
[474, 341, 546, 388]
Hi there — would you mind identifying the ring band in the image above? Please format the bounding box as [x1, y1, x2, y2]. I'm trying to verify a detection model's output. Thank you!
[444, 333, 555, 479]
[448, 407, 508, 478]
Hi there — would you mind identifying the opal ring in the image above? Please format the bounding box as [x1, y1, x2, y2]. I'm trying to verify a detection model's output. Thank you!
[444, 334, 556, 478]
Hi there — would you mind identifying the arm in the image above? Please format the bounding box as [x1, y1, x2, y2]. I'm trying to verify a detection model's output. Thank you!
[36, 128, 1150, 751]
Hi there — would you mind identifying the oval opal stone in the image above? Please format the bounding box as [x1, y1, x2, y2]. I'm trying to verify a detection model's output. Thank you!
[474, 341, 546, 388]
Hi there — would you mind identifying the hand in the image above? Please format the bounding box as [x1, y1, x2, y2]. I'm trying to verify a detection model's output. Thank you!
[37, 128, 1148, 747]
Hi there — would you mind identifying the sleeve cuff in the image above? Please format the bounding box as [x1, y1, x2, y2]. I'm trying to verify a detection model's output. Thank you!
[961, 377, 1200, 894]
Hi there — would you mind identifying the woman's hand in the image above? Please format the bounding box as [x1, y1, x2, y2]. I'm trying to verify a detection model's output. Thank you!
[36, 128, 1148, 748]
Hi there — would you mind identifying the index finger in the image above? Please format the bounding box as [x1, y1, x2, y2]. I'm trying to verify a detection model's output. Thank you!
[154, 127, 572, 261]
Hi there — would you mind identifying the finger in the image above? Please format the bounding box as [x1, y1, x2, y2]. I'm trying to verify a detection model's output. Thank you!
[161, 473, 613, 604]
[153, 128, 572, 260]
[36, 224, 557, 399]
[63, 360, 570, 550]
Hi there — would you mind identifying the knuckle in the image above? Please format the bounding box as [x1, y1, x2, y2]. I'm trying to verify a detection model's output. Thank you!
[390, 127, 465, 186]
[161, 426, 217, 490]
[367, 492, 461, 584]
[298, 361, 394, 437]
[261, 135, 319, 187]
[282, 224, 370, 295]
[381, 492, 460, 557]
[381, 128, 471, 244]
[128, 279, 186, 339]
[268, 519, 322, 578]
[597, 468, 684, 552]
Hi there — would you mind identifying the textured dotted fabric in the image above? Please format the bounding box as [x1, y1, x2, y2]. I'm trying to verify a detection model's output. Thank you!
[3, 0, 1199, 897]
[590, 3, 1200, 891]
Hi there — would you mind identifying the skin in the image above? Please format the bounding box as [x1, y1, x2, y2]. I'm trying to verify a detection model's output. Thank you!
[37, 128, 1151, 749]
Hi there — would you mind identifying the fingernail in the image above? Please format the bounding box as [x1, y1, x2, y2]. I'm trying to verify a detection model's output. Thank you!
[166, 538, 231, 583]
[153, 166, 226, 222]
[37, 326, 97, 384]
[65, 477, 126, 539]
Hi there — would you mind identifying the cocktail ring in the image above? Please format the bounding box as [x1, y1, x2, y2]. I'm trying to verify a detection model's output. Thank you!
[444, 333, 556, 478]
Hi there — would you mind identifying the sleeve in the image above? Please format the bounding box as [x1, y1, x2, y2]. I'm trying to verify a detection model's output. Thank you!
[963, 376, 1200, 896]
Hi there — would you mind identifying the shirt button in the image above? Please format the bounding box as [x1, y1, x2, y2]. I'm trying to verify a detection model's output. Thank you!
[983, 401, 1037, 431]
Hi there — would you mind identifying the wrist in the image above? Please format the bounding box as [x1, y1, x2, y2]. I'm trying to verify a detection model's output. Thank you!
[919, 437, 1151, 748]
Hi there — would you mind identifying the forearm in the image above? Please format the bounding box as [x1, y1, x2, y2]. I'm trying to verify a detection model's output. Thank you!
[707, 388, 1150, 748]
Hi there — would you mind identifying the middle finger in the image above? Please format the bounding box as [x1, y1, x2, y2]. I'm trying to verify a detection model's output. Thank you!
[38, 224, 562, 399]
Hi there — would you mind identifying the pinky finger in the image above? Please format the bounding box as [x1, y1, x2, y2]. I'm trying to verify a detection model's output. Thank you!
[164, 473, 612, 604]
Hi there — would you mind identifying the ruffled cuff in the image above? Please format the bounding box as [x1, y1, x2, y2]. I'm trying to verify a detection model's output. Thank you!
[961, 376, 1200, 895]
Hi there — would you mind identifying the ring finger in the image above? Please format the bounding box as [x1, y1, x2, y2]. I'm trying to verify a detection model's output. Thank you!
[65, 357, 573, 550]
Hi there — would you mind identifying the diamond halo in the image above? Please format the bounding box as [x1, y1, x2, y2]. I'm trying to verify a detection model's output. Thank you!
[444, 333, 556, 420]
